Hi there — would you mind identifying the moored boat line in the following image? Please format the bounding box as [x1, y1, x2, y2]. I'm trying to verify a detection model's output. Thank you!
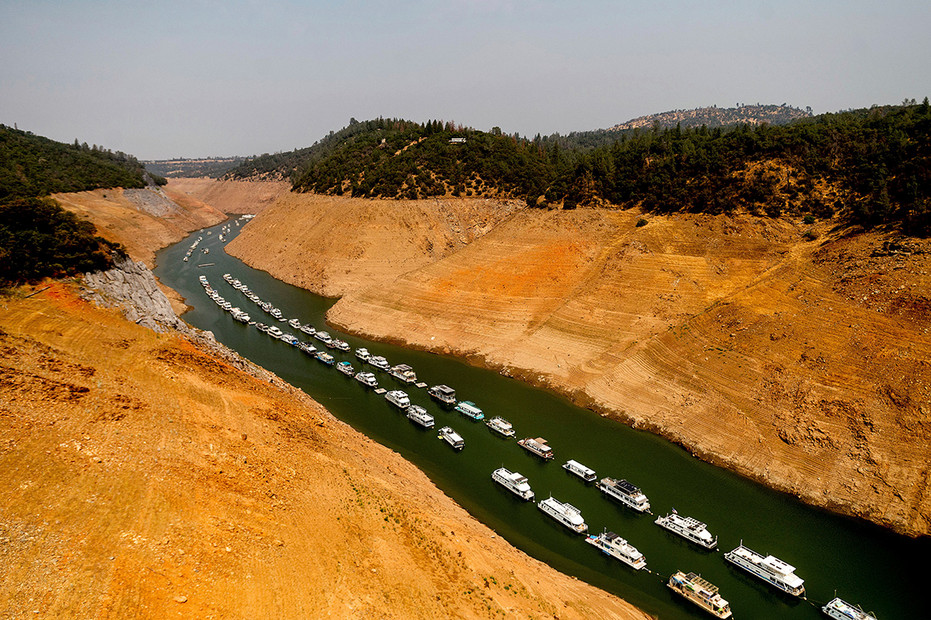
[195, 267, 876, 620]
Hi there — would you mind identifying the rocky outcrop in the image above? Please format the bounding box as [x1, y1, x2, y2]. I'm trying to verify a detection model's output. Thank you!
[82, 255, 185, 333]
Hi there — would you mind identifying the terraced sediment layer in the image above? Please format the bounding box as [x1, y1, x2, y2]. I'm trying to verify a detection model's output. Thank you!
[229, 195, 931, 537]
[225, 193, 524, 298]
[0, 282, 650, 619]
[164, 177, 290, 214]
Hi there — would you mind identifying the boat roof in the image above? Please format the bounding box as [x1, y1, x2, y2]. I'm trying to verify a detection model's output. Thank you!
[565, 459, 594, 472]
[392, 363, 413, 371]
[430, 384, 455, 394]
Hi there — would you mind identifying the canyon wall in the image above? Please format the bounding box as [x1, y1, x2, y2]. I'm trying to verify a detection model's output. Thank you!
[232, 195, 931, 537]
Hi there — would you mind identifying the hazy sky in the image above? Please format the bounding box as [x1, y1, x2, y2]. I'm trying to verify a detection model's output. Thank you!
[2, 0, 928, 160]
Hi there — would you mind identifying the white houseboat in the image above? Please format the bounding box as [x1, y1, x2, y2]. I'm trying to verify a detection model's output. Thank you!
[822, 597, 877, 620]
[537, 496, 587, 534]
[385, 390, 411, 409]
[485, 416, 515, 437]
[354, 371, 378, 388]
[723, 543, 805, 597]
[597, 477, 651, 513]
[438, 426, 464, 451]
[406, 405, 434, 429]
[368, 356, 390, 371]
[491, 467, 534, 501]
[428, 384, 457, 407]
[563, 459, 597, 482]
[389, 364, 417, 383]
[655, 510, 717, 549]
[585, 529, 646, 570]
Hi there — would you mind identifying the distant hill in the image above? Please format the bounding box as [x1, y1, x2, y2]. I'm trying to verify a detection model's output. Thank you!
[0, 124, 155, 201]
[608, 104, 812, 131]
[143, 157, 246, 179]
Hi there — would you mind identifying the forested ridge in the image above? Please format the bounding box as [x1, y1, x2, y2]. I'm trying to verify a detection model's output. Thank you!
[0, 125, 153, 286]
[0, 124, 160, 200]
[234, 101, 929, 235]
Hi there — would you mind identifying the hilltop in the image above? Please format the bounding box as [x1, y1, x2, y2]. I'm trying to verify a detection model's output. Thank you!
[218, 102, 930, 235]
[143, 157, 246, 179]
[0, 124, 159, 200]
[608, 104, 812, 131]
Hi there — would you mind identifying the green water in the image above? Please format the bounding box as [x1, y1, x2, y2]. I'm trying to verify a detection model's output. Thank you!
[155, 220, 924, 619]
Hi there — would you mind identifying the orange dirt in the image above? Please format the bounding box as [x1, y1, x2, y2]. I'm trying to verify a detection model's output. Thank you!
[164, 178, 290, 215]
[0, 283, 651, 619]
[225, 193, 524, 298]
[230, 194, 931, 537]
[53, 188, 226, 269]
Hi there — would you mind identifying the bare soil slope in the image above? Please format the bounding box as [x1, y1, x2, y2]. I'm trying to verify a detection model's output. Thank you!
[234, 200, 931, 537]
[53, 188, 226, 269]
[0, 283, 650, 619]
[226, 193, 524, 298]
[165, 177, 290, 215]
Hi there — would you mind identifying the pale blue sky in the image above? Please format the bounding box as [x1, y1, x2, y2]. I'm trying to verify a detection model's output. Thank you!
[2, 0, 928, 159]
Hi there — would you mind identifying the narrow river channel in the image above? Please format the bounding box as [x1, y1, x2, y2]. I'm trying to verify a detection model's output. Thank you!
[154, 219, 924, 619]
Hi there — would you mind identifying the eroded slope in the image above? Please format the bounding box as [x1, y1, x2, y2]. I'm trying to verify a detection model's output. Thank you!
[226, 193, 523, 298]
[318, 207, 930, 537]
[164, 177, 290, 215]
[0, 284, 650, 619]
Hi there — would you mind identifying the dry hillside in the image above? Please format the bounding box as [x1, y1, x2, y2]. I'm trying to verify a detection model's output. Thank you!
[164, 177, 290, 215]
[53, 187, 226, 269]
[0, 283, 650, 619]
[225, 193, 525, 298]
[229, 194, 931, 537]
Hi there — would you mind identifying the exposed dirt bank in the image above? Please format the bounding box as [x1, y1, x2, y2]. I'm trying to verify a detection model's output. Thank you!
[53, 187, 226, 269]
[233, 199, 931, 537]
[0, 282, 650, 619]
[226, 193, 524, 298]
[52, 186, 226, 317]
[165, 177, 290, 215]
